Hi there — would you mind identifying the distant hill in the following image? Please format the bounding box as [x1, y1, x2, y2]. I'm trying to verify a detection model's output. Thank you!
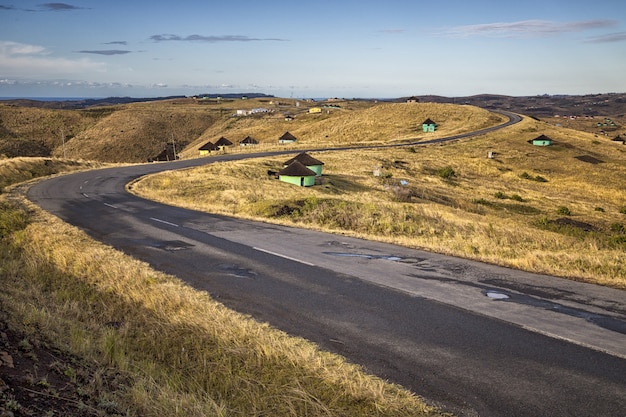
[1, 93, 624, 163]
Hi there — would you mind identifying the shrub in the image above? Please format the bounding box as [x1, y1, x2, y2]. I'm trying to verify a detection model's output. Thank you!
[610, 223, 625, 233]
[595, 207, 605, 212]
[437, 166, 456, 179]
[556, 206, 571, 216]
[510, 194, 524, 202]
[494, 191, 506, 199]
[620, 207, 626, 215]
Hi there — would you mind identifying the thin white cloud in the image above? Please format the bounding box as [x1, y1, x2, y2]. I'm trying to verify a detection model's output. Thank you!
[150, 34, 288, 42]
[442, 19, 618, 38]
[37, 3, 85, 11]
[378, 29, 406, 34]
[584, 31, 626, 43]
[0, 40, 105, 76]
[76, 49, 132, 55]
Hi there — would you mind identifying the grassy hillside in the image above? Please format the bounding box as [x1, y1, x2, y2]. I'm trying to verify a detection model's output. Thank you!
[132, 113, 626, 289]
[0, 99, 216, 163]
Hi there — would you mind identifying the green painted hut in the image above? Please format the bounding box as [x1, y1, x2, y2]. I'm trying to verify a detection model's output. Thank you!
[278, 161, 316, 187]
[530, 134, 553, 146]
[283, 152, 324, 176]
[422, 118, 436, 132]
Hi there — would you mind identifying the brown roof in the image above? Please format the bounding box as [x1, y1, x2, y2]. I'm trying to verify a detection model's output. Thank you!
[422, 118, 436, 125]
[278, 160, 316, 176]
[199, 141, 218, 151]
[279, 131, 297, 141]
[215, 137, 233, 146]
[283, 152, 324, 167]
[533, 134, 552, 141]
[240, 136, 259, 144]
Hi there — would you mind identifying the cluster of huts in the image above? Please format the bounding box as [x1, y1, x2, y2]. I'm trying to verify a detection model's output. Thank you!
[198, 131, 298, 156]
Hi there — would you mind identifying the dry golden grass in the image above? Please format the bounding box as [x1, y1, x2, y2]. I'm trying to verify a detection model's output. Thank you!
[0, 193, 445, 417]
[0, 156, 106, 191]
[133, 114, 626, 289]
[181, 101, 505, 156]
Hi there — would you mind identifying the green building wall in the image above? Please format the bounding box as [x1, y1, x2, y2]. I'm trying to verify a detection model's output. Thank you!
[279, 175, 316, 187]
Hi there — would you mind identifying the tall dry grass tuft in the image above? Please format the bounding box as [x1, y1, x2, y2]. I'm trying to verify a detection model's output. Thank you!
[0, 194, 444, 417]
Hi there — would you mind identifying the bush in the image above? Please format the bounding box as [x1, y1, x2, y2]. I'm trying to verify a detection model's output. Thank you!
[494, 191, 506, 199]
[556, 206, 571, 216]
[437, 166, 456, 179]
[620, 207, 626, 215]
[610, 223, 625, 233]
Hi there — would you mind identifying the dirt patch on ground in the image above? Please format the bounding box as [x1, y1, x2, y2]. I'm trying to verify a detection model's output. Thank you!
[0, 317, 127, 417]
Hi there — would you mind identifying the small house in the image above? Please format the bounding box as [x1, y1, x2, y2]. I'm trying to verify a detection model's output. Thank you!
[199, 141, 219, 156]
[283, 152, 324, 176]
[406, 96, 419, 103]
[279, 131, 297, 144]
[278, 161, 317, 187]
[530, 134, 553, 146]
[422, 118, 436, 132]
[239, 136, 259, 146]
[215, 137, 233, 148]
[309, 107, 322, 114]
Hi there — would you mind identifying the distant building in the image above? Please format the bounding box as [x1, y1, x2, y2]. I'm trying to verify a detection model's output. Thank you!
[278, 131, 297, 144]
[215, 137, 233, 148]
[529, 134, 553, 146]
[239, 136, 259, 146]
[406, 96, 419, 103]
[199, 141, 219, 156]
[309, 107, 322, 114]
[422, 118, 437, 132]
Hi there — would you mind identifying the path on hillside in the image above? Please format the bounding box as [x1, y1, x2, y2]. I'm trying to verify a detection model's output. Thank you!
[27, 111, 626, 417]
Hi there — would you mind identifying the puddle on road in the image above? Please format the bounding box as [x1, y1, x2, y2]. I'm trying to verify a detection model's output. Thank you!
[151, 240, 194, 251]
[484, 290, 510, 300]
[217, 263, 258, 279]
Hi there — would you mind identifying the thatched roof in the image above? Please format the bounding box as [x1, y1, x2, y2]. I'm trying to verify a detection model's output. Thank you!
[278, 160, 316, 177]
[283, 152, 324, 167]
[240, 136, 259, 144]
[279, 131, 297, 142]
[215, 137, 233, 146]
[199, 141, 218, 151]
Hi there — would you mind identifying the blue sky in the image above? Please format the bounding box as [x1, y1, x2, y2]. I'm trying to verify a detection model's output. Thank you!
[1, 0, 625, 98]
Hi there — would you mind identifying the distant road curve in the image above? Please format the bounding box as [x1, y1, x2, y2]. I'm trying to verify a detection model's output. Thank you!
[27, 110, 626, 417]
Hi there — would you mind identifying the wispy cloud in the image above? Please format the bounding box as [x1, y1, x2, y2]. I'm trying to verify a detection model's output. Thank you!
[76, 50, 132, 55]
[37, 3, 84, 11]
[0, 40, 104, 76]
[104, 41, 128, 46]
[0, 3, 86, 12]
[378, 29, 406, 34]
[150, 34, 288, 42]
[442, 19, 618, 38]
[584, 31, 626, 43]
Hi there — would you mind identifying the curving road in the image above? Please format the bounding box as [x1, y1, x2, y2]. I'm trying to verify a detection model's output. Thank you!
[27, 111, 626, 417]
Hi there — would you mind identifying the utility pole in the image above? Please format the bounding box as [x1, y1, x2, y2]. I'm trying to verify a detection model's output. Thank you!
[61, 129, 66, 159]
[171, 134, 177, 160]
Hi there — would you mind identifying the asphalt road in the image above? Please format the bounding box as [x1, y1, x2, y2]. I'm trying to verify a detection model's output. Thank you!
[26, 113, 626, 417]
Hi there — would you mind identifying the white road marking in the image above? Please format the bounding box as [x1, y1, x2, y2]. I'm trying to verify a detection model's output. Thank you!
[104, 203, 117, 209]
[150, 217, 179, 227]
[253, 247, 315, 266]
[81, 193, 89, 198]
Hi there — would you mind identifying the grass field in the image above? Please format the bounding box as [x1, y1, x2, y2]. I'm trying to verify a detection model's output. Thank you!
[132, 109, 626, 289]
